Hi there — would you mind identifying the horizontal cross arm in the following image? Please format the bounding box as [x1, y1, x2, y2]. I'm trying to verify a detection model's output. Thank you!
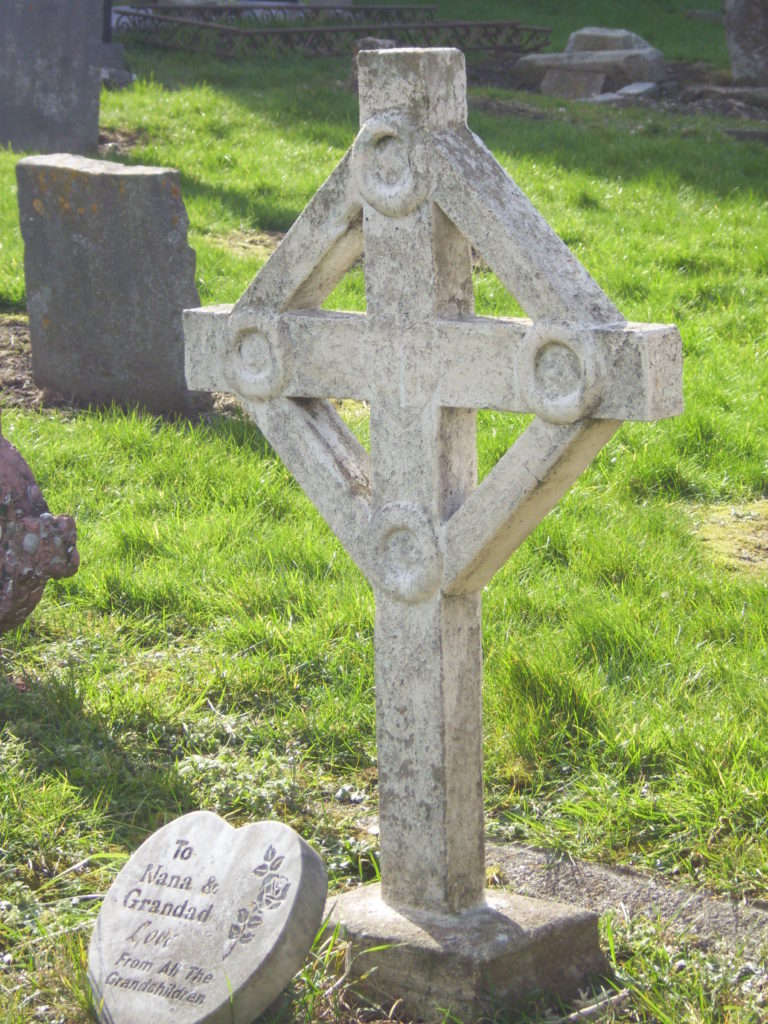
[183, 306, 371, 401]
[184, 303, 231, 394]
[434, 317, 683, 421]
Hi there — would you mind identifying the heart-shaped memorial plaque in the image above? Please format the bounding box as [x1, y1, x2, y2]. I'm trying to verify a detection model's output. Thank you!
[88, 811, 327, 1024]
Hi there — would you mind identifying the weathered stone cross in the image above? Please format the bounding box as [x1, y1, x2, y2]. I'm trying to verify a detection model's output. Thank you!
[184, 48, 682, 1015]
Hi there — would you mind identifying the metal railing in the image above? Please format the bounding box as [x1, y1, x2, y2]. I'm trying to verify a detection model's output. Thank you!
[114, 4, 438, 28]
[113, 7, 551, 58]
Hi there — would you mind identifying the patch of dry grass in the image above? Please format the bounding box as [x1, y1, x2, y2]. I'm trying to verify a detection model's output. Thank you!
[693, 501, 768, 578]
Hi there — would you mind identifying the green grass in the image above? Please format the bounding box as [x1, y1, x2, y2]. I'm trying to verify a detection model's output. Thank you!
[1, 3, 768, 1021]
[368, 0, 730, 65]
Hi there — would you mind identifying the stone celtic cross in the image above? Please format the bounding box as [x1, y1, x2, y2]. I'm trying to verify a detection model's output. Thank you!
[185, 47, 682, 1013]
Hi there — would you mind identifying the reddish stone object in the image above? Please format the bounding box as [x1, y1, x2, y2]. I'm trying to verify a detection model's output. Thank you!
[0, 415, 78, 631]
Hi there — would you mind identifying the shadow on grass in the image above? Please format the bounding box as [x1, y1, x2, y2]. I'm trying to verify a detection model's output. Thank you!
[0, 663, 199, 847]
[470, 106, 768, 202]
[177, 172, 302, 234]
[125, 42, 768, 208]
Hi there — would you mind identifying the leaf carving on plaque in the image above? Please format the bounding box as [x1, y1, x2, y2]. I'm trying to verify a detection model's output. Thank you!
[222, 845, 291, 960]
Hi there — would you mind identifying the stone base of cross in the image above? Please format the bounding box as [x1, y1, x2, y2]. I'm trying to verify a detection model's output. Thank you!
[184, 48, 682, 1020]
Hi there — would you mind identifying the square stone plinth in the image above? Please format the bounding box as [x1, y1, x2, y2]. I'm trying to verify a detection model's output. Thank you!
[328, 885, 608, 1022]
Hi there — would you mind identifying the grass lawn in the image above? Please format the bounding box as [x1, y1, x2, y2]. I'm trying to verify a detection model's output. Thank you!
[1, 2, 767, 1021]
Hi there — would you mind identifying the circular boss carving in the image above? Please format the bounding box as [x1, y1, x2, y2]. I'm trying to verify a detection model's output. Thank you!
[351, 114, 429, 218]
[369, 502, 443, 604]
[519, 322, 604, 424]
[226, 315, 289, 401]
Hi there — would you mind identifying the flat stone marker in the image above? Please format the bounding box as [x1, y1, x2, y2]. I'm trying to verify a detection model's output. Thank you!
[88, 811, 327, 1024]
[0, 0, 101, 154]
[16, 155, 209, 415]
[184, 47, 683, 1018]
[541, 69, 607, 99]
[725, 0, 768, 85]
[517, 27, 665, 91]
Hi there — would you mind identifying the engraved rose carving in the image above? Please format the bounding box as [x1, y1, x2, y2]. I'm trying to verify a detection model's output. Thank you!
[223, 845, 291, 960]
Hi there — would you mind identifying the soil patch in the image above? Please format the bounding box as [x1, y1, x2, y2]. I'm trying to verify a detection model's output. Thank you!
[694, 501, 768, 577]
[97, 126, 145, 157]
[488, 841, 768, 957]
[206, 228, 285, 261]
[0, 316, 70, 412]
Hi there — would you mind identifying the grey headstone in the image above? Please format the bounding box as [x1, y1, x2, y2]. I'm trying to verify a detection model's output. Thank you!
[102, 42, 126, 71]
[0, 0, 101, 154]
[541, 69, 607, 98]
[16, 154, 211, 415]
[88, 811, 327, 1024]
[725, 0, 768, 85]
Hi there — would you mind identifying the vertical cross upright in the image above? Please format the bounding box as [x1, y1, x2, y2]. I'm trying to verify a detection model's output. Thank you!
[184, 47, 682, 1017]
[360, 51, 484, 915]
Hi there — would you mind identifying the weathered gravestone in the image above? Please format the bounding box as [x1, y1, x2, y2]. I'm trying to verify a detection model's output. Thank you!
[88, 811, 327, 1024]
[725, 0, 768, 85]
[16, 155, 210, 415]
[0, 0, 102, 154]
[517, 27, 665, 96]
[183, 48, 683, 1018]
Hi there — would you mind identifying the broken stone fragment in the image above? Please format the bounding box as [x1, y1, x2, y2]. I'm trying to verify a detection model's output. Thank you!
[564, 27, 654, 52]
[516, 26, 665, 94]
[0, 414, 78, 632]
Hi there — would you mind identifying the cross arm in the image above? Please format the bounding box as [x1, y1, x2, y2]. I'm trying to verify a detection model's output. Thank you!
[183, 307, 377, 584]
[183, 306, 371, 401]
[433, 317, 683, 423]
[436, 315, 682, 591]
[235, 148, 363, 313]
[441, 416, 619, 595]
[430, 128, 622, 324]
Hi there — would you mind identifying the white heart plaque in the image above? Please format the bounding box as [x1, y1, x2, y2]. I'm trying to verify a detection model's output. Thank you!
[88, 811, 327, 1024]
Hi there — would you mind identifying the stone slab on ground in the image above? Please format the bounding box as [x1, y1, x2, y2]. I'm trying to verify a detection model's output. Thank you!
[541, 69, 607, 99]
[516, 47, 666, 90]
[328, 884, 607, 1022]
[0, 0, 101, 154]
[88, 811, 327, 1024]
[681, 84, 768, 108]
[616, 81, 661, 97]
[16, 154, 210, 415]
[587, 82, 661, 105]
[488, 842, 768, 955]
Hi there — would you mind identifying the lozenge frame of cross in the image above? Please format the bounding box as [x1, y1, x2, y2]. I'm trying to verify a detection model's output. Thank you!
[184, 48, 682, 919]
